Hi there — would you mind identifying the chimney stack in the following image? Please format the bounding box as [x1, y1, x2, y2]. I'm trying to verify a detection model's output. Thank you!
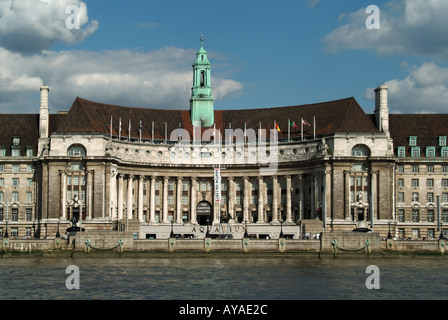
[374, 84, 389, 136]
[39, 85, 50, 139]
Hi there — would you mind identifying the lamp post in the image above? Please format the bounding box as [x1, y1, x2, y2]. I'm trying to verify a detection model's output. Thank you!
[387, 220, 392, 239]
[56, 220, 60, 238]
[170, 219, 175, 238]
[279, 219, 284, 239]
[243, 220, 249, 238]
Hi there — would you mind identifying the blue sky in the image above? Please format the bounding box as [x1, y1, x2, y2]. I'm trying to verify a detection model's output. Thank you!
[1, 0, 447, 114]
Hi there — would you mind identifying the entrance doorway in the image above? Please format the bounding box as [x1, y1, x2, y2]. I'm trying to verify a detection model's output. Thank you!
[197, 201, 212, 225]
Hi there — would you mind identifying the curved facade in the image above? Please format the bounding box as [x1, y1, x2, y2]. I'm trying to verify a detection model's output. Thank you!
[1, 42, 445, 240]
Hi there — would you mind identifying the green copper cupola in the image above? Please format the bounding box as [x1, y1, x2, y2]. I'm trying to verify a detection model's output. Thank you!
[190, 34, 214, 127]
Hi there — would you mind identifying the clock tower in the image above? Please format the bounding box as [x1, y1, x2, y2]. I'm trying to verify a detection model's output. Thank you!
[190, 35, 214, 127]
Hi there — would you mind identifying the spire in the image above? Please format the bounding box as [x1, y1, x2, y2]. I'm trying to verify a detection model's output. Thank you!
[190, 35, 214, 127]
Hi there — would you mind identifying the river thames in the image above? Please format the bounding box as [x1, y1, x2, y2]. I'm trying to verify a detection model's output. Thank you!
[0, 255, 447, 302]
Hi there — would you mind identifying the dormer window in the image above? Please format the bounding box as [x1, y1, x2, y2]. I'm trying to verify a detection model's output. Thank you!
[0, 147, 5, 157]
[409, 136, 417, 146]
[440, 136, 447, 146]
[411, 146, 420, 157]
[426, 146, 436, 158]
[397, 146, 406, 157]
[12, 136, 20, 146]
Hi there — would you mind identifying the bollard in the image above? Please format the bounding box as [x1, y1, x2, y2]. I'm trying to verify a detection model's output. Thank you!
[439, 238, 446, 255]
[242, 238, 250, 253]
[278, 238, 286, 253]
[169, 237, 176, 253]
[204, 237, 211, 253]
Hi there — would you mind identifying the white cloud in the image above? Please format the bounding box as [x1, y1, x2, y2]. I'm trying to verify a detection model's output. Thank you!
[0, 47, 244, 113]
[322, 0, 448, 60]
[0, 0, 98, 54]
[365, 62, 448, 114]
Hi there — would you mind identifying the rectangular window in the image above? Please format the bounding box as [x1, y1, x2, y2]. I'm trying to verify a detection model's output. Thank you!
[398, 192, 405, 203]
[26, 227, 32, 237]
[443, 193, 448, 203]
[12, 178, 19, 187]
[155, 182, 160, 190]
[428, 229, 435, 239]
[397, 146, 406, 157]
[412, 192, 419, 202]
[0, 148, 6, 156]
[11, 228, 18, 237]
[200, 181, 207, 192]
[26, 208, 32, 221]
[442, 147, 448, 158]
[398, 209, 405, 222]
[26, 192, 32, 202]
[155, 195, 160, 205]
[443, 166, 448, 172]
[428, 210, 434, 222]
[398, 179, 404, 187]
[12, 164, 19, 172]
[427, 179, 434, 187]
[182, 195, 188, 205]
[0, 192, 3, 202]
[11, 148, 20, 157]
[12, 191, 19, 202]
[443, 179, 448, 188]
[427, 165, 434, 172]
[412, 165, 419, 173]
[236, 194, 242, 205]
[11, 208, 18, 221]
[443, 210, 448, 223]
[411, 147, 420, 158]
[409, 136, 417, 146]
[182, 183, 189, 191]
[411, 179, 419, 187]
[427, 192, 434, 203]
[398, 166, 404, 173]
[412, 209, 419, 222]
[72, 176, 79, 186]
[27, 178, 33, 187]
[168, 182, 174, 191]
[426, 147, 436, 158]
[168, 194, 174, 205]
[0, 178, 3, 187]
[26, 147, 33, 157]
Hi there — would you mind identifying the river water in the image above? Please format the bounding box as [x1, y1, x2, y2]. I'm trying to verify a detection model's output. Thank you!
[0, 255, 447, 301]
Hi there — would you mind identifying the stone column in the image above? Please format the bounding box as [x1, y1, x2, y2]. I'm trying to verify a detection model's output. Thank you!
[87, 170, 93, 219]
[311, 174, 315, 219]
[176, 177, 182, 223]
[105, 169, 111, 219]
[138, 175, 144, 222]
[243, 177, 249, 223]
[127, 174, 133, 220]
[299, 175, 304, 221]
[162, 176, 169, 223]
[60, 170, 67, 220]
[228, 177, 235, 223]
[149, 176, 156, 223]
[344, 170, 351, 220]
[286, 175, 292, 223]
[190, 177, 197, 224]
[257, 176, 265, 223]
[272, 175, 278, 223]
[110, 171, 117, 219]
[371, 170, 378, 223]
[118, 174, 124, 220]
[324, 170, 332, 230]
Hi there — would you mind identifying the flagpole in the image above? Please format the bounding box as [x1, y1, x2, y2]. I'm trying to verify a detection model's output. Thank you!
[128, 119, 131, 142]
[165, 122, 167, 144]
[313, 116, 316, 140]
[301, 118, 304, 141]
[110, 116, 113, 139]
[139, 120, 142, 143]
[152, 121, 154, 143]
[288, 119, 290, 142]
[119, 118, 122, 140]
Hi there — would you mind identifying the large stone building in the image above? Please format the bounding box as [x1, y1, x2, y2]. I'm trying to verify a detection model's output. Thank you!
[0, 39, 446, 240]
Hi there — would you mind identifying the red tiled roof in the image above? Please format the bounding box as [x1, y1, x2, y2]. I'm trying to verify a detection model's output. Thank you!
[389, 114, 448, 157]
[54, 96, 379, 141]
[0, 113, 65, 156]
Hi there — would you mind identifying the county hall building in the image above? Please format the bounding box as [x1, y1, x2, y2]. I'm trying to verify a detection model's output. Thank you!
[1, 38, 447, 240]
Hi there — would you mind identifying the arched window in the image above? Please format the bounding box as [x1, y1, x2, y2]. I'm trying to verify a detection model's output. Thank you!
[200, 71, 205, 87]
[68, 144, 86, 157]
[351, 145, 370, 157]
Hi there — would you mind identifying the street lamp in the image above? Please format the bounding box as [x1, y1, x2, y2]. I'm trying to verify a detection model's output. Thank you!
[279, 220, 284, 239]
[387, 220, 392, 239]
[243, 220, 249, 238]
[56, 220, 60, 238]
[170, 219, 175, 238]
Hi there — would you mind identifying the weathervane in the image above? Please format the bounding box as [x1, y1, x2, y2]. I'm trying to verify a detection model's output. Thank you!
[200, 33, 205, 46]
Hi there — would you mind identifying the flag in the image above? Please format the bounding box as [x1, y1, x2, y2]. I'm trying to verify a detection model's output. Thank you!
[302, 119, 311, 126]
[289, 120, 298, 129]
[275, 121, 281, 132]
